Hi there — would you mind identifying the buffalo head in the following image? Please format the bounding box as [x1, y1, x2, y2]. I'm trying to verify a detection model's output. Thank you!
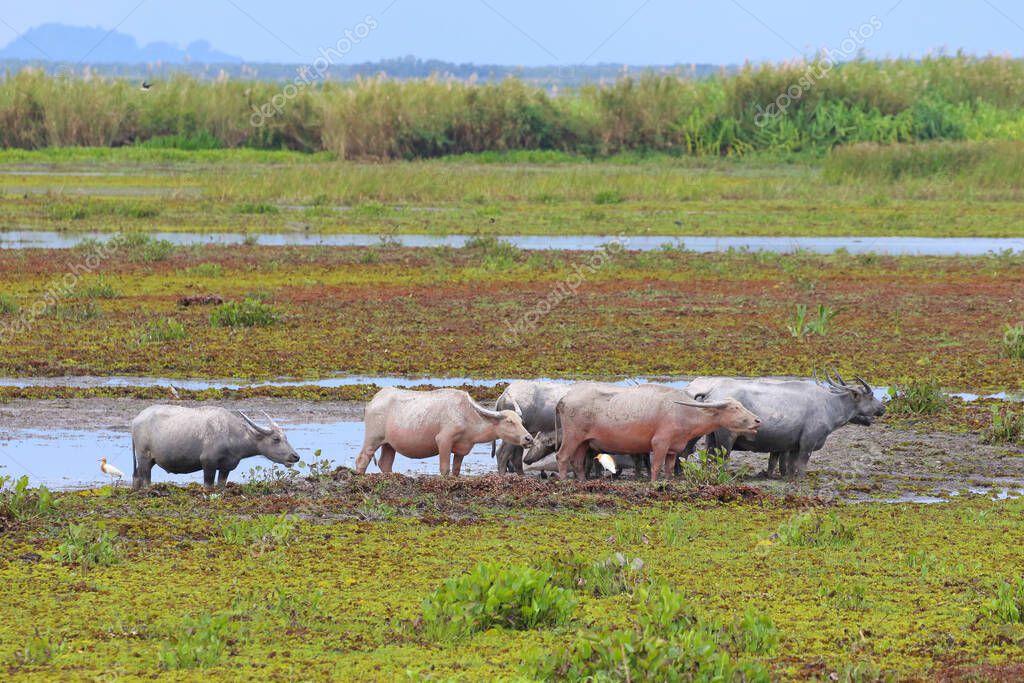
[238, 410, 301, 466]
[676, 397, 761, 435]
[824, 371, 886, 425]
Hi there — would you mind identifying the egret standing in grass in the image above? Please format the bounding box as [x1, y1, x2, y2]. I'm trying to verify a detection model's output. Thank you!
[99, 457, 124, 486]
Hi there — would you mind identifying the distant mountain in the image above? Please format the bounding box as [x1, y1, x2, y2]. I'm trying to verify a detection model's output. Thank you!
[0, 23, 242, 64]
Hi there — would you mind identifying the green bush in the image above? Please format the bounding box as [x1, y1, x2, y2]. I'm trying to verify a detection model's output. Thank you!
[677, 448, 740, 486]
[0, 475, 56, 520]
[1004, 324, 1024, 360]
[775, 512, 855, 548]
[54, 523, 120, 569]
[139, 318, 187, 343]
[158, 612, 235, 669]
[420, 562, 576, 640]
[120, 233, 174, 262]
[885, 379, 946, 415]
[210, 298, 279, 327]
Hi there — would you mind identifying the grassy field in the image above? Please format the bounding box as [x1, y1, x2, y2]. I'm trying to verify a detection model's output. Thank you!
[2, 144, 1024, 237]
[3, 474, 1024, 681]
[0, 242, 1021, 390]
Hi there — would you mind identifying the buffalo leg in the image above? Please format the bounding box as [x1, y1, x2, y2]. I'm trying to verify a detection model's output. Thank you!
[650, 440, 670, 482]
[452, 448, 470, 477]
[766, 453, 780, 478]
[436, 436, 453, 476]
[355, 438, 383, 475]
[216, 468, 232, 487]
[132, 451, 155, 489]
[378, 445, 396, 473]
[631, 455, 646, 480]
[791, 450, 812, 478]
[202, 464, 217, 488]
[511, 446, 524, 476]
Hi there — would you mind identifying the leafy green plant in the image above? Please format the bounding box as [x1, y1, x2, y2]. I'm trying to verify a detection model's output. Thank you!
[158, 612, 235, 669]
[0, 475, 56, 520]
[210, 298, 279, 327]
[885, 379, 946, 415]
[983, 577, 1024, 623]
[139, 318, 187, 343]
[982, 405, 1024, 445]
[120, 233, 174, 262]
[1003, 324, 1024, 360]
[184, 262, 224, 277]
[661, 511, 690, 546]
[736, 608, 780, 655]
[54, 523, 120, 569]
[789, 303, 837, 338]
[222, 513, 298, 549]
[612, 513, 647, 545]
[0, 293, 19, 314]
[677, 448, 739, 486]
[353, 499, 398, 521]
[419, 562, 576, 641]
[775, 512, 855, 548]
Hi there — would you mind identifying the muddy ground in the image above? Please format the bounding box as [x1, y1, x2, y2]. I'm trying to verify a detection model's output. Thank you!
[1, 397, 1022, 502]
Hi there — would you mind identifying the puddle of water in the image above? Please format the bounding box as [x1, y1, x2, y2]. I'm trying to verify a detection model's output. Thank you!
[0, 422, 499, 489]
[0, 374, 1020, 403]
[868, 487, 1024, 504]
[2, 230, 1023, 256]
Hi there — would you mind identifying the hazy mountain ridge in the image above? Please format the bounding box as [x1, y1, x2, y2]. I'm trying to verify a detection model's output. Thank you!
[0, 23, 242, 64]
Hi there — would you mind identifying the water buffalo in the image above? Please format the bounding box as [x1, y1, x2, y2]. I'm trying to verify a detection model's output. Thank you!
[356, 388, 534, 476]
[685, 372, 885, 478]
[492, 380, 573, 475]
[553, 384, 761, 481]
[131, 405, 300, 489]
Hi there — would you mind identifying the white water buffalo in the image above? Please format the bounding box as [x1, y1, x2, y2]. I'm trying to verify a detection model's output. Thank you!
[554, 384, 761, 481]
[686, 372, 885, 478]
[356, 388, 534, 476]
[131, 405, 299, 488]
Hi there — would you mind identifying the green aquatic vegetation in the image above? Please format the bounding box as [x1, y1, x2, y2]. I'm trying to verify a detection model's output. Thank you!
[0, 475, 56, 521]
[221, 513, 299, 549]
[46, 301, 101, 321]
[73, 276, 118, 299]
[775, 511, 856, 548]
[982, 405, 1024, 445]
[593, 189, 625, 204]
[661, 511, 690, 546]
[789, 303, 838, 339]
[158, 612, 236, 670]
[984, 577, 1024, 624]
[735, 608, 780, 656]
[233, 202, 279, 215]
[210, 297, 279, 327]
[678, 449, 740, 486]
[183, 262, 224, 277]
[1004, 324, 1024, 360]
[538, 583, 770, 682]
[53, 523, 120, 569]
[138, 317, 187, 343]
[0, 293, 17, 314]
[613, 512, 649, 545]
[886, 379, 947, 415]
[420, 562, 576, 641]
[120, 232, 173, 262]
[353, 498, 399, 521]
[820, 581, 870, 610]
[12, 630, 66, 666]
[543, 552, 649, 597]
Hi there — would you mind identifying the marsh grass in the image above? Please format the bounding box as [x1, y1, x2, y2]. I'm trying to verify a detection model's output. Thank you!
[984, 577, 1024, 624]
[222, 513, 298, 548]
[677, 448, 741, 486]
[138, 318, 187, 343]
[886, 379, 946, 415]
[1003, 324, 1024, 360]
[121, 233, 173, 262]
[543, 552, 649, 597]
[982, 406, 1024, 445]
[158, 612, 235, 670]
[13, 630, 66, 666]
[183, 262, 224, 278]
[74, 277, 118, 299]
[775, 512, 855, 548]
[47, 301, 101, 322]
[0, 294, 17, 315]
[210, 298, 279, 327]
[0, 475, 56, 520]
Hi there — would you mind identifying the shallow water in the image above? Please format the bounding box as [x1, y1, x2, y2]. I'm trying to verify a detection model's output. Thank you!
[0, 374, 1020, 403]
[2, 230, 1023, 255]
[0, 421, 498, 489]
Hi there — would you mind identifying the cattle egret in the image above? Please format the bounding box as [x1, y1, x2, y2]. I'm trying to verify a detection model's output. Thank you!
[169, 385, 180, 400]
[595, 453, 617, 474]
[99, 457, 124, 486]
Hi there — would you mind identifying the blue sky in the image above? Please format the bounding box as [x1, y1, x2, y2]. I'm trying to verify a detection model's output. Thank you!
[2, 0, 1023, 64]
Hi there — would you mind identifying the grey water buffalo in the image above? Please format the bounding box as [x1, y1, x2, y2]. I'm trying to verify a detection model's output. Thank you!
[685, 372, 885, 478]
[356, 388, 534, 476]
[492, 380, 573, 475]
[553, 384, 761, 481]
[130, 405, 300, 489]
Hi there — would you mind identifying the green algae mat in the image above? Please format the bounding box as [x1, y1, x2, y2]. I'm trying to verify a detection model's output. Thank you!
[3, 473, 1024, 681]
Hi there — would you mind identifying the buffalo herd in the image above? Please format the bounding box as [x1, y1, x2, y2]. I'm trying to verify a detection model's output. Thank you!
[129, 372, 884, 488]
